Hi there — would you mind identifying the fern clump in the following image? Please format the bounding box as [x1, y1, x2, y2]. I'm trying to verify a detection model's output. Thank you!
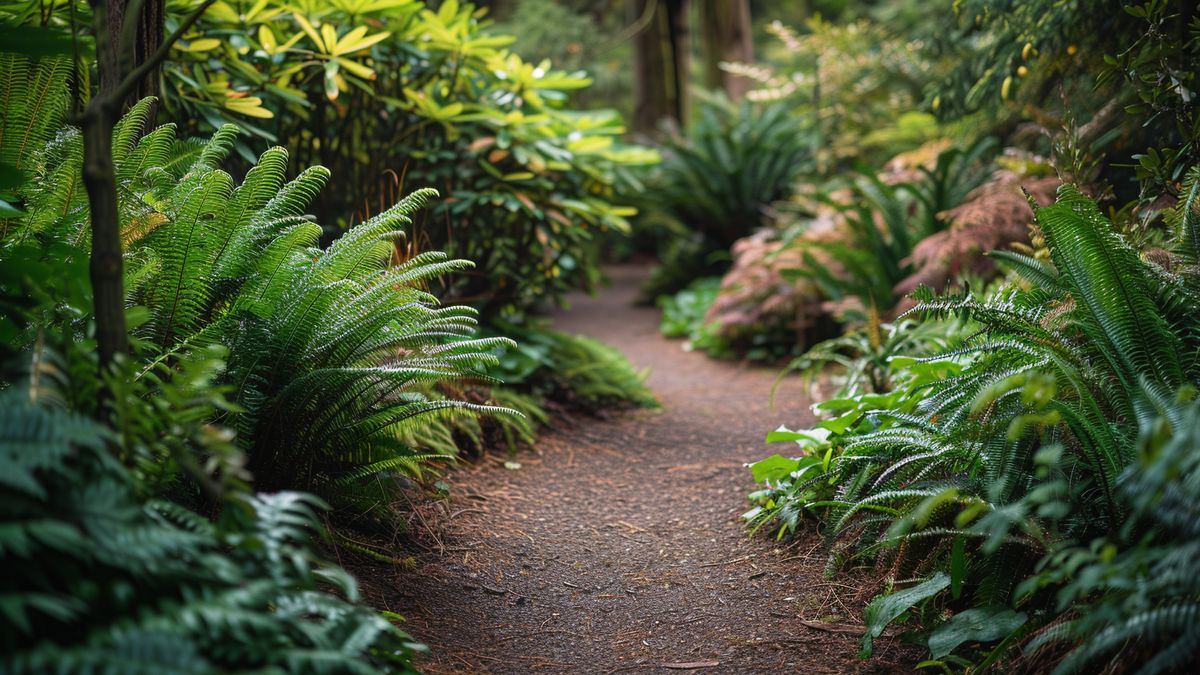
[0, 57, 518, 671]
[747, 177, 1200, 670]
[8, 97, 517, 507]
[0, 383, 422, 674]
[489, 322, 658, 411]
[640, 96, 813, 298]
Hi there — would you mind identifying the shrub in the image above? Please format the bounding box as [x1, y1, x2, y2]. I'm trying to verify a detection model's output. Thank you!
[637, 95, 812, 301]
[649, 95, 812, 251]
[156, 0, 657, 318]
[0, 385, 423, 674]
[1020, 395, 1200, 674]
[658, 276, 721, 338]
[785, 137, 997, 321]
[7, 91, 514, 507]
[725, 16, 939, 168]
[0, 1, 659, 319]
[488, 322, 658, 412]
[747, 172, 1200, 669]
[0, 230, 422, 673]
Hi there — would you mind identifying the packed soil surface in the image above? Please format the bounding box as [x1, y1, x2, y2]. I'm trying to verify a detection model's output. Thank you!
[354, 265, 917, 673]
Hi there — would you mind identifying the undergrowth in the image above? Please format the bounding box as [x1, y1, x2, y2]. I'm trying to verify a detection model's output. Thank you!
[747, 175, 1200, 672]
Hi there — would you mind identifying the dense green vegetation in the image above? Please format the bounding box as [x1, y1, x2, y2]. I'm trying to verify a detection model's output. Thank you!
[0, 1, 654, 669]
[151, 0, 656, 318]
[713, 0, 1200, 671]
[4, 0, 1200, 671]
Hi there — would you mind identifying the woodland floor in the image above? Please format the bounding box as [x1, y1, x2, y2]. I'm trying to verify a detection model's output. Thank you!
[352, 265, 916, 673]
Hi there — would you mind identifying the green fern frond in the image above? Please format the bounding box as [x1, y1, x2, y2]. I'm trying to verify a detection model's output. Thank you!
[0, 54, 71, 174]
[1036, 185, 1184, 390]
[1170, 165, 1200, 263]
[988, 249, 1062, 292]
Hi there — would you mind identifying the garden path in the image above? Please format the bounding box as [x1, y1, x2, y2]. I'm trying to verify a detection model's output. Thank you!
[356, 264, 913, 673]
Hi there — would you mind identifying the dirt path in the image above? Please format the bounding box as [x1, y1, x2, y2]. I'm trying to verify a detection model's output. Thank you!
[358, 265, 914, 673]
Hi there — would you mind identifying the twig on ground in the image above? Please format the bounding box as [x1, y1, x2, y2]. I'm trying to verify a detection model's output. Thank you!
[697, 554, 756, 568]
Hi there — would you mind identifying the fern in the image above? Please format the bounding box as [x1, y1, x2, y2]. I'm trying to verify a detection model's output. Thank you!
[8, 95, 518, 508]
[0, 53, 71, 177]
[1036, 185, 1185, 392]
[1170, 165, 1200, 263]
[750, 177, 1200, 669]
[0, 385, 421, 673]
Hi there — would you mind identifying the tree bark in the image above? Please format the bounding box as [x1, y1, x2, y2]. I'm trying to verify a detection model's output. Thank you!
[700, 0, 753, 99]
[86, 0, 129, 377]
[85, 0, 193, 382]
[101, 0, 164, 122]
[629, 0, 689, 137]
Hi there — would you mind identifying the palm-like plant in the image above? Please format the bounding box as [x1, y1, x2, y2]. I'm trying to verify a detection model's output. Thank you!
[10, 97, 515, 502]
[656, 97, 813, 249]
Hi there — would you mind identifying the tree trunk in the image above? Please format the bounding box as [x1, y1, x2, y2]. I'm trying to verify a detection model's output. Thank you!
[700, 0, 753, 99]
[102, 0, 164, 122]
[83, 105, 127, 375]
[86, 0, 129, 378]
[629, 0, 689, 138]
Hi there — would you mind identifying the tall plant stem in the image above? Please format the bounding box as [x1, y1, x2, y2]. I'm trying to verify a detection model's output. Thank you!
[84, 0, 126, 377]
[83, 0, 216, 394]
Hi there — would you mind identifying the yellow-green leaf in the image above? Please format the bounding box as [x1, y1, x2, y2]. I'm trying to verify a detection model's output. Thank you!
[334, 28, 391, 56]
[320, 24, 339, 55]
[335, 57, 376, 80]
[225, 96, 275, 118]
[177, 37, 222, 52]
[437, 0, 459, 24]
[257, 25, 277, 52]
[294, 14, 325, 51]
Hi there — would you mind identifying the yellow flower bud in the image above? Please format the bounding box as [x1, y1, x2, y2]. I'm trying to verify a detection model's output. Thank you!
[1001, 76, 1013, 100]
[1067, 44, 1078, 56]
[1022, 42, 1033, 60]
[1017, 65, 1029, 77]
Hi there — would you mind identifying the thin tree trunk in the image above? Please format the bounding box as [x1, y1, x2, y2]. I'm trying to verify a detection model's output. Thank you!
[84, 0, 201, 385]
[86, 0, 129, 377]
[102, 0, 164, 123]
[629, 0, 689, 137]
[668, 0, 688, 123]
[700, 0, 753, 99]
